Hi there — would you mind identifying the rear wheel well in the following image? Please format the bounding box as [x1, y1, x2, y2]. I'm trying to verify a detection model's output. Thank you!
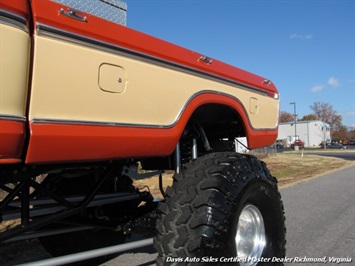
[187, 103, 246, 140]
[141, 103, 247, 170]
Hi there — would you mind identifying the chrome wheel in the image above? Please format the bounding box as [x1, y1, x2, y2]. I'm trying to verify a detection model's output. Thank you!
[236, 204, 266, 266]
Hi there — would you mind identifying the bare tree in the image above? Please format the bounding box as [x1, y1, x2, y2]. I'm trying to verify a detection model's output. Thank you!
[310, 102, 342, 130]
[298, 114, 318, 121]
[279, 111, 294, 123]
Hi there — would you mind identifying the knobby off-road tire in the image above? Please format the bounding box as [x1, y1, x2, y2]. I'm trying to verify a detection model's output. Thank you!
[154, 152, 286, 266]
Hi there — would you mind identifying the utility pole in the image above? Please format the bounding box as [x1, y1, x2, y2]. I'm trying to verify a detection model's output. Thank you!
[290, 102, 297, 141]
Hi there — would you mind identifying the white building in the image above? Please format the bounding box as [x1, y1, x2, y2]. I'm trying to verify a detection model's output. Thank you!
[277, 120, 331, 147]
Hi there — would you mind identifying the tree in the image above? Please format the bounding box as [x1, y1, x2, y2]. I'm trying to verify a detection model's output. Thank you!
[347, 129, 355, 141]
[309, 102, 342, 130]
[298, 114, 318, 121]
[331, 124, 348, 141]
[309, 102, 348, 142]
[279, 111, 294, 123]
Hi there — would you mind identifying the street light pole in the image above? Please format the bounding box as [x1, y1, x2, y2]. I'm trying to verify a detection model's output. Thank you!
[290, 102, 297, 141]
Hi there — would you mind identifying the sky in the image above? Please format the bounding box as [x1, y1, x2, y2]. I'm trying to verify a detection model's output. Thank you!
[123, 0, 354, 127]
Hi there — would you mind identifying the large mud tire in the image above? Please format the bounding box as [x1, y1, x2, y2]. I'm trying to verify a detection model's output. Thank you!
[154, 152, 286, 265]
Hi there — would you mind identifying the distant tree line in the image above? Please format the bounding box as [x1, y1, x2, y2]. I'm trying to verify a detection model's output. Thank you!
[279, 102, 354, 142]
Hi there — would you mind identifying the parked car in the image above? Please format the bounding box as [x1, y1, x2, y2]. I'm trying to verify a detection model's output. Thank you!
[319, 142, 348, 149]
[276, 140, 284, 149]
[291, 140, 304, 149]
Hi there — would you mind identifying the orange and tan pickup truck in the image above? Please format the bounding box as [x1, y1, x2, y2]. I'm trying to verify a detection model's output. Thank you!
[0, 1, 285, 264]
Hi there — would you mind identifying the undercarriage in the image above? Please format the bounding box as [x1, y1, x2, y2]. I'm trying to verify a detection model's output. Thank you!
[0, 161, 160, 246]
[0, 121, 238, 247]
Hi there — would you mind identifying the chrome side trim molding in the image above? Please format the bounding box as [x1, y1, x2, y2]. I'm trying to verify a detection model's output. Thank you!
[36, 24, 273, 98]
[0, 114, 27, 122]
[31, 117, 276, 132]
[0, 10, 28, 32]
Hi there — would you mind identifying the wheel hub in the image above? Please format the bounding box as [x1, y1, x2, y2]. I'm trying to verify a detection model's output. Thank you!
[236, 204, 266, 266]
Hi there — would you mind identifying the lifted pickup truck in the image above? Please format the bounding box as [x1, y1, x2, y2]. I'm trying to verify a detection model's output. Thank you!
[0, 0, 285, 264]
